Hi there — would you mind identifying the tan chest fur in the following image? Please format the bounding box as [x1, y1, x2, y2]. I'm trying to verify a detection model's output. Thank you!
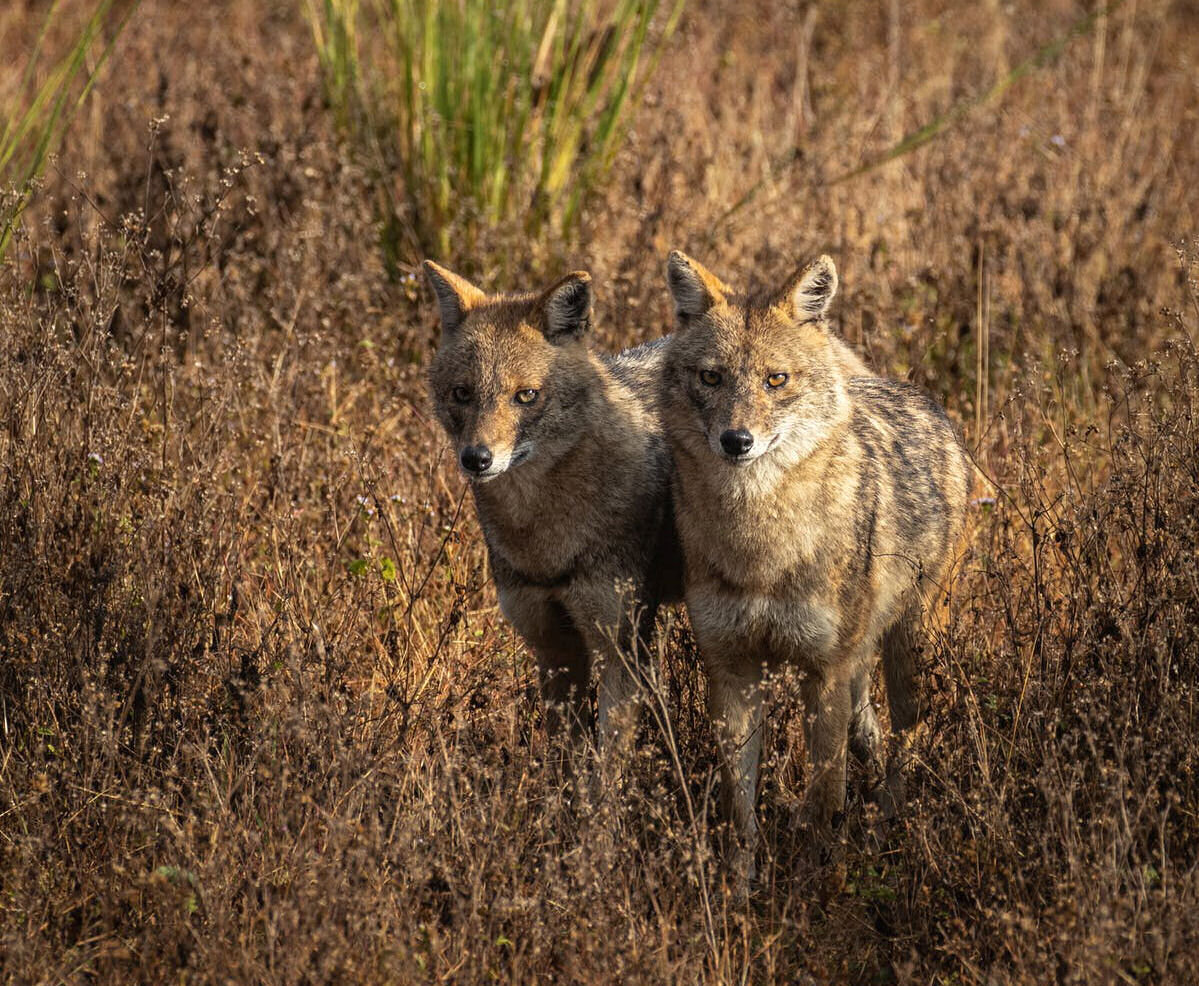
[675, 440, 859, 667]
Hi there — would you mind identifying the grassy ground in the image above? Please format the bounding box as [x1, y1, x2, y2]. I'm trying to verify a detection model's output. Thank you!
[2, 1, 1198, 982]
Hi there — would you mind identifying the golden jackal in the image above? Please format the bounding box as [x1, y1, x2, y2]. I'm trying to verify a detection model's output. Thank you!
[661, 250, 969, 868]
[424, 261, 682, 749]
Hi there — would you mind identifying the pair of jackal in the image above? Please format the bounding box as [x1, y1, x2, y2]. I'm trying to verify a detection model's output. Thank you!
[424, 250, 970, 876]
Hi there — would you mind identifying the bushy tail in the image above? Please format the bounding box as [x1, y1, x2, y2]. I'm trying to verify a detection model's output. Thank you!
[882, 604, 925, 733]
[878, 604, 926, 816]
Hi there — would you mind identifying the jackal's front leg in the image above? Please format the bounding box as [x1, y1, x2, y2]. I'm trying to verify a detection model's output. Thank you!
[570, 577, 658, 759]
[800, 670, 853, 837]
[499, 588, 591, 743]
[708, 665, 765, 883]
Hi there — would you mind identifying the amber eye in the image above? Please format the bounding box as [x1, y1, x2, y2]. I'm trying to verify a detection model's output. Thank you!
[699, 369, 722, 387]
[766, 372, 788, 389]
[514, 388, 539, 405]
[451, 385, 472, 403]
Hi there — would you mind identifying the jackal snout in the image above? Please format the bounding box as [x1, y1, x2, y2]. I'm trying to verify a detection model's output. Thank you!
[718, 428, 754, 458]
[446, 392, 535, 482]
[442, 395, 530, 482]
[459, 443, 493, 475]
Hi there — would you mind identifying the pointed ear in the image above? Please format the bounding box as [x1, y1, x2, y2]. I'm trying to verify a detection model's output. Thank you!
[779, 254, 838, 322]
[423, 260, 486, 337]
[538, 271, 592, 343]
[666, 250, 728, 320]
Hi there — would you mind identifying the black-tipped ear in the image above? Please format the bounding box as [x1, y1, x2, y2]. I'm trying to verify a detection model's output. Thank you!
[666, 250, 728, 320]
[780, 255, 838, 322]
[423, 260, 486, 338]
[539, 272, 592, 343]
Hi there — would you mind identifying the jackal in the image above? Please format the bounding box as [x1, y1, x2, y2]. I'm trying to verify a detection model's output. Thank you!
[424, 261, 682, 750]
[661, 250, 969, 868]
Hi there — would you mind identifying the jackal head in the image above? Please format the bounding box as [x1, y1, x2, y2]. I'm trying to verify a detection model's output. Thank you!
[424, 260, 596, 482]
[663, 250, 849, 468]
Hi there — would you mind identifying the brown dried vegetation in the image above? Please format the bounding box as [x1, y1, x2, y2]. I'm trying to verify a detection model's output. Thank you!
[1, 1, 1198, 983]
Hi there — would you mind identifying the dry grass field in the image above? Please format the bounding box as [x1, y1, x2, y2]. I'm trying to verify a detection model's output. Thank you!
[2, 0, 1198, 982]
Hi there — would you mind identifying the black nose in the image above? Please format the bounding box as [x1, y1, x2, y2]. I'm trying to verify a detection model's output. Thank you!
[460, 445, 493, 474]
[720, 429, 754, 457]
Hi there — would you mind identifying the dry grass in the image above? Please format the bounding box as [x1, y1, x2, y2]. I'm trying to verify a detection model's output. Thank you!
[2, 1, 1198, 982]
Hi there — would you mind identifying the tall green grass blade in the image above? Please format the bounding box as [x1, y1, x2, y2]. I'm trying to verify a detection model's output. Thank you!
[306, 0, 683, 262]
[1, 0, 140, 259]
